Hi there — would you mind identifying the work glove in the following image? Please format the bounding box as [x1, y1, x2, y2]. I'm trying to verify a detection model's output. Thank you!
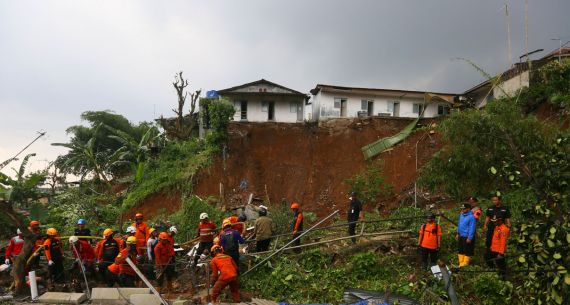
[199, 254, 207, 261]
[5, 259, 10, 265]
[33, 252, 39, 257]
[48, 260, 54, 266]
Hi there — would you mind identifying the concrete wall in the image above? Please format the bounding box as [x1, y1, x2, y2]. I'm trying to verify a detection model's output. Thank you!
[310, 91, 447, 121]
[227, 95, 304, 123]
[494, 71, 529, 99]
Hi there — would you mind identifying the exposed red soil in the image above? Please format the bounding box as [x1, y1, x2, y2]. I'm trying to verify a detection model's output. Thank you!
[190, 117, 442, 217]
[534, 103, 569, 129]
[125, 191, 182, 219]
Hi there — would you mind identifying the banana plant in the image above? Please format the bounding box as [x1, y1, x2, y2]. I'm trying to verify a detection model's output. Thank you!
[0, 153, 46, 206]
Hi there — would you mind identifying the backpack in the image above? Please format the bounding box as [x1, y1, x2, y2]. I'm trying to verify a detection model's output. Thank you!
[221, 231, 238, 254]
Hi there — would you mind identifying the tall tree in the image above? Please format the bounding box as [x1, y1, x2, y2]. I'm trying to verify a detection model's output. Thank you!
[159, 71, 201, 140]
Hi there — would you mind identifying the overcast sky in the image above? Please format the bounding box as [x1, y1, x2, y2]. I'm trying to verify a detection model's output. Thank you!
[1, 0, 568, 176]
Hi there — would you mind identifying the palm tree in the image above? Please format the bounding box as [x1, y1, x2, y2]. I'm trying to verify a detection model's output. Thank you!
[0, 153, 46, 207]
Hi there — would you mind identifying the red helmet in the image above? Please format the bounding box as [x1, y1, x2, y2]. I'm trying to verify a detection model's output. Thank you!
[290, 202, 300, 209]
[29, 220, 40, 227]
[135, 213, 143, 219]
[158, 232, 169, 240]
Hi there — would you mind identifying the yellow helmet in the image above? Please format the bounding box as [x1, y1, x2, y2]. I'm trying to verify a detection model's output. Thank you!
[103, 228, 114, 237]
[222, 219, 232, 228]
[149, 228, 156, 235]
[46, 228, 58, 236]
[126, 236, 137, 245]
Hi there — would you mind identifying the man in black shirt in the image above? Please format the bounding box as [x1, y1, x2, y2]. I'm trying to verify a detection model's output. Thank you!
[347, 192, 363, 243]
[75, 218, 92, 242]
[484, 196, 511, 264]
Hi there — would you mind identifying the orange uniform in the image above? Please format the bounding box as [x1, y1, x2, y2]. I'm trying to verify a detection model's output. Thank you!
[107, 263, 120, 275]
[115, 248, 138, 276]
[132, 222, 149, 255]
[418, 223, 442, 250]
[43, 237, 64, 262]
[210, 253, 240, 302]
[198, 221, 217, 242]
[154, 242, 175, 266]
[71, 239, 96, 263]
[225, 216, 244, 234]
[490, 224, 509, 255]
[95, 237, 124, 261]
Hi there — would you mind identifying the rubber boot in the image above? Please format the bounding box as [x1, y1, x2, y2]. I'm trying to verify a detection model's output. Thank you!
[463, 256, 471, 266]
[458, 254, 465, 267]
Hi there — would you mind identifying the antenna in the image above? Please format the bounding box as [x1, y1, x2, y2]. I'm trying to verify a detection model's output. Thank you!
[0, 131, 46, 171]
[504, 1, 513, 67]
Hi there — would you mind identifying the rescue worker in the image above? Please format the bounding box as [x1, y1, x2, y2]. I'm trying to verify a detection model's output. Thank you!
[69, 236, 96, 276]
[5, 229, 24, 265]
[132, 213, 150, 257]
[167, 226, 177, 245]
[44, 228, 65, 284]
[115, 236, 139, 287]
[468, 197, 482, 220]
[220, 219, 245, 268]
[224, 213, 246, 235]
[253, 207, 277, 252]
[194, 213, 217, 266]
[418, 214, 441, 270]
[210, 245, 240, 303]
[487, 216, 509, 279]
[95, 228, 123, 286]
[290, 202, 303, 252]
[74, 219, 91, 242]
[484, 196, 511, 260]
[122, 226, 137, 249]
[456, 203, 476, 267]
[146, 228, 158, 263]
[106, 263, 121, 287]
[28, 220, 44, 269]
[154, 232, 176, 293]
[347, 192, 363, 244]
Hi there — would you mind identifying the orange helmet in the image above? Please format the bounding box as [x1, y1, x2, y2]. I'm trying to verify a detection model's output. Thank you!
[210, 245, 223, 254]
[29, 220, 40, 227]
[213, 236, 220, 245]
[222, 219, 232, 228]
[46, 228, 57, 236]
[135, 213, 143, 219]
[158, 232, 169, 240]
[290, 202, 300, 209]
[103, 228, 114, 237]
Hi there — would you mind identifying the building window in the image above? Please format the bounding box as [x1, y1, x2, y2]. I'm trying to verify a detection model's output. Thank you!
[334, 97, 346, 109]
[361, 100, 373, 110]
[261, 101, 268, 112]
[438, 104, 450, 115]
[413, 103, 424, 114]
[290, 102, 298, 113]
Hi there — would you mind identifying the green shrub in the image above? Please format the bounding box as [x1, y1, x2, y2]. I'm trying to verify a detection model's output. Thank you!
[168, 195, 225, 242]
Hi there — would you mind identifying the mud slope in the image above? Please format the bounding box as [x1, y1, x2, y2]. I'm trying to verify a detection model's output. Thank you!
[193, 117, 441, 216]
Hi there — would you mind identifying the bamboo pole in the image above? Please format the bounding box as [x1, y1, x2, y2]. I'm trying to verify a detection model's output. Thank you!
[242, 210, 340, 276]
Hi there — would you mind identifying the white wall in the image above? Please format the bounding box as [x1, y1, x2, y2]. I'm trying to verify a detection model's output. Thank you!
[228, 95, 303, 123]
[310, 91, 448, 121]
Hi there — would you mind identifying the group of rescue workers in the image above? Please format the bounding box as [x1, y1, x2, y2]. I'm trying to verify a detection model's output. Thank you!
[4, 193, 511, 301]
[3, 204, 286, 303]
[417, 195, 512, 278]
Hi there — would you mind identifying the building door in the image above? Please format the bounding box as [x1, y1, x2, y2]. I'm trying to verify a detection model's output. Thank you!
[367, 101, 374, 116]
[240, 101, 248, 120]
[268, 101, 275, 121]
[393, 102, 400, 117]
[340, 100, 348, 117]
[297, 102, 303, 121]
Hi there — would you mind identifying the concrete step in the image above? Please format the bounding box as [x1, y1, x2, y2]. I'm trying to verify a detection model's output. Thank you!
[37, 292, 87, 305]
[130, 294, 162, 305]
[90, 288, 151, 305]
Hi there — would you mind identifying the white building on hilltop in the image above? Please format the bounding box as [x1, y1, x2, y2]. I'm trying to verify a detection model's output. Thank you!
[218, 79, 308, 123]
[308, 84, 457, 121]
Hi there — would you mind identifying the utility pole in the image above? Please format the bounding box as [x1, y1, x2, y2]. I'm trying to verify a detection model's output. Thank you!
[504, 1, 513, 67]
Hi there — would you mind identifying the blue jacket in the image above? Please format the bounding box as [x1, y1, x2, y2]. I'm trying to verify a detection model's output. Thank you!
[457, 211, 476, 240]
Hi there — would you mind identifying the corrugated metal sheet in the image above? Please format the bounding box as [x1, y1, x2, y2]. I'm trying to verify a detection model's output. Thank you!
[343, 289, 422, 305]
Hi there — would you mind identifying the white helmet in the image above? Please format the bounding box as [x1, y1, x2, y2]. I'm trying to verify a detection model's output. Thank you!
[69, 236, 79, 243]
[169, 226, 178, 234]
[126, 226, 136, 234]
[16, 228, 22, 235]
[199, 213, 208, 220]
